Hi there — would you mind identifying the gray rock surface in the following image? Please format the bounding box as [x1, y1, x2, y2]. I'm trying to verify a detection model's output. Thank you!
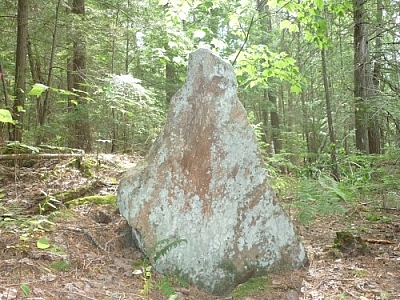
[117, 48, 307, 295]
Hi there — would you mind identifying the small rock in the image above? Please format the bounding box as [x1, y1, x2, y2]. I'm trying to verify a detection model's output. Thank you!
[285, 289, 299, 300]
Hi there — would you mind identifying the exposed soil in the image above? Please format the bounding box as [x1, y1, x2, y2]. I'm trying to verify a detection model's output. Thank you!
[0, 154, 399, 300]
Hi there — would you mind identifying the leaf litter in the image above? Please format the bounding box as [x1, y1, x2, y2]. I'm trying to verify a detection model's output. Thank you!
[0, 154, 398, 299]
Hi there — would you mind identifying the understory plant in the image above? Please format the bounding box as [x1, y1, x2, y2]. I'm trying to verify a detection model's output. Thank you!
[132, 238, 187, 299]
[294, 174, 348, 225]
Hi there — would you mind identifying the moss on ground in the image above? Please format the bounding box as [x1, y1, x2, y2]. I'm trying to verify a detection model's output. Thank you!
[231, 277, 271, 299]
[66, 195, 117, 207]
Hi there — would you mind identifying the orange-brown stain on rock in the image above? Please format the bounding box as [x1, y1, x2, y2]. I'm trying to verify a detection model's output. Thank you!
[171, 64, 232, 218]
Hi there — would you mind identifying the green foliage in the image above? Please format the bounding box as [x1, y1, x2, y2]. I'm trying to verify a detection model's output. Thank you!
[365, 214, 392, 223]
[295, 175, 347, 225]
[36, 237, 51, 249]
[20, 284, 30, 297]
[132, 265, 154, 299]
[0, 193, 55, 248]
[146, 237, 187, 264]
[94, 74, 166, 152]
[231, 277, 270, 299]
[156, 276, 176, 297]
[38, 191, 64, 214]
[50, 260, 70, 272]
[65, 195, 117, 208]
[0, 109, 15, 124]
[235, 45, 304, 93]
[0, 141, 40, 154]
[133, 237, 187, 299]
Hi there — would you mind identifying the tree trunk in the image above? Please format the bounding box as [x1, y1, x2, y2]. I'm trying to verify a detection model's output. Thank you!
[40, 0, 62, 127]
[368, 0, 383, 154]
[353, 0, 371, 153]
[10, 0, 29, 142]
[67, 0, 91, 151]
[257, 0, 282, 155]
[321, 49, 339, 180]
[267, 91, 282, 154]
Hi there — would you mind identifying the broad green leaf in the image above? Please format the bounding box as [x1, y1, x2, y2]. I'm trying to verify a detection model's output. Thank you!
[314, 0, 324, 10]
[280, 20, 292, 30]
[20, 284, 30, 296]
[37, 237, 50, 249]
[28, 83, 48, 97]
[0, 109, 15, 124]
[288, 23, 299, 33]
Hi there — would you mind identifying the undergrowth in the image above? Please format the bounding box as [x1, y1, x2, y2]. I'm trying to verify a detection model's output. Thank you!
[267, 147, 400, 225]
[295, 175, 348, 225]
[132, 237, 188, 299]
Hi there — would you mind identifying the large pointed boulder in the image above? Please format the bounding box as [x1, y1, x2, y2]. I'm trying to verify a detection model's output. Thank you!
[117, 48, 307, 295]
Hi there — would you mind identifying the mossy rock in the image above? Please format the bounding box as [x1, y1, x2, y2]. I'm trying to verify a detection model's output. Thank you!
[36, 182, 105, 214]
[333, 231, 371, 256]
[68, 157, 98, 178]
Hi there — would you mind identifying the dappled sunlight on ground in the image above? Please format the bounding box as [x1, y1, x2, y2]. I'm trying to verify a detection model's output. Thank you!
[0, 154, 399, 299]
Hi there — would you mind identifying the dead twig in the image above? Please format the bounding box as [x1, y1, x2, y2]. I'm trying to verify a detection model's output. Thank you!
[60, 226, 107, 252]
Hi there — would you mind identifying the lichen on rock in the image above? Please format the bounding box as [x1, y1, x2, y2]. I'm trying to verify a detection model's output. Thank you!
[117, 48, 307, 295]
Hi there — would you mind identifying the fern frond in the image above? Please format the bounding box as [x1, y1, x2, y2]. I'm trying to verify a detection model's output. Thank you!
[295, 175, 347, 225]
[146, 238, 187, 263]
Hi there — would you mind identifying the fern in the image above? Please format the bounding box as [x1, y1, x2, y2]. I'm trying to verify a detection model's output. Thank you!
[295, 175, 347, 225]
[146, 238, 187, 264]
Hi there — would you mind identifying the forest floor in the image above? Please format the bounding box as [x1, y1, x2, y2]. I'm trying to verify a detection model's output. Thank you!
[0, 154, 399, 300]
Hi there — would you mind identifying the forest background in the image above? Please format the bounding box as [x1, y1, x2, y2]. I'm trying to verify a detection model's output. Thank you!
[1, 0, 400, 221]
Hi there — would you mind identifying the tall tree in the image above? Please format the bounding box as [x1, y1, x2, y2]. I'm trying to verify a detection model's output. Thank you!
[321, 48, 339, 180]
[369, 0, 383, 154]
[353, 0, 373, 153]
[257, 0, 282, 155]
[10, 0, 29, 142]
[68, 0, 91, 151]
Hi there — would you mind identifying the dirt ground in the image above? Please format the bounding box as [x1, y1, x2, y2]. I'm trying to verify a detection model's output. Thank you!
[0, 154, 399, 300]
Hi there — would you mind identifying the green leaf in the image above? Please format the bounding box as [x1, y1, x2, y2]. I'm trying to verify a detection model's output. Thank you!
[279, 20, 292, 30]
[28, 83, 48, 97]
[0, 109, 15, 124]
[37, 237, 50, 249]
[290, 84, 302, 94]
[314, 0, 324, 10]
[20, 284, 30, 296]
[288, 23, 299, 33]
